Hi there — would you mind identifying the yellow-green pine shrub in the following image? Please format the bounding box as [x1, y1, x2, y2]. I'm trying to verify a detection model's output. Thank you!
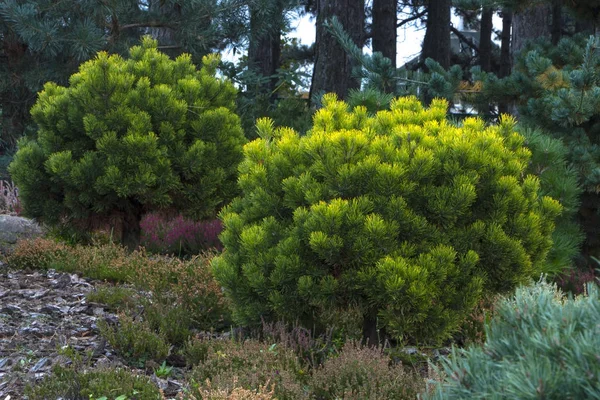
[9, 37, 246, 249]
[212, 95, 562, 344]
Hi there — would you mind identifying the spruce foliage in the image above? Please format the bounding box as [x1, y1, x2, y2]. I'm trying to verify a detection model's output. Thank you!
[212, 95, 561, 344]
[425, 278, 600, 399]
[9, 38, 246, 249]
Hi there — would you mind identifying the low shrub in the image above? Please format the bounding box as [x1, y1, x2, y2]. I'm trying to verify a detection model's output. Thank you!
[185, 378, 276, 400]
[143, 300, 193, 347]
[98, 313, 170, 366]
[213, 95, 562, 344]
[186, 338, 307, 400]
[425, 279, 600, 399]
[309, 341, 424, 400]
[0, 180, 20, 215]
[555, 267, 597, 295]
[453, 295, 498, 346]
[260, 319, 354, 369]
[86, 284, 142, 312]
[7, 238, 69, 270]
[131, 252, 231, 331]
[141, 212, 223, 256]
[25, 347, 162, 399]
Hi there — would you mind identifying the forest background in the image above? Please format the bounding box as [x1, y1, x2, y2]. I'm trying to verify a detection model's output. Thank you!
[2, 0, 600, 274]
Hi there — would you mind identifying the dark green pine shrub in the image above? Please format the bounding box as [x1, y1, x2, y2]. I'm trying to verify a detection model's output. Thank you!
[211, 95, 562, 344]
[425, 279, 600, 399]
[9, 37, 246, 249]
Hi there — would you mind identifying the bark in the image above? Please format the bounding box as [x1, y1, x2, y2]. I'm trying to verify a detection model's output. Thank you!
[511, 3, 552, 59]
[372, 0, 397, 70]
[499, 8, 513, 79]
[310, 0, 365, 104]
[249, 1, 284, 96]
[498, 8, 513, 115]
[1, 33, 33, 153]
[421, 0, 451, 70]
[479, 6, 494, 73]
[578, 193, 600, 265]
[121, 204, 143, 252]
[575, 18, 595, 34]
[551, 0, 562, 45]
[362, 315, 381, 346]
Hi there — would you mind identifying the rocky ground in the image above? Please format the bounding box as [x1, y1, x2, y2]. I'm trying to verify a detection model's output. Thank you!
[0, 262, 183, 399]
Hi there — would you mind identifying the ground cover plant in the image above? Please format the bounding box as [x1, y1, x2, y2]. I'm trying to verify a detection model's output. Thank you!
[7, 237, 231, 333]
[140, 212, 223, 256]
[425, 279, 600, 399]
[9, 37, 246, 250]
[5, 235, 428, 399]
[212, 94, 562, 345]
[26, 347, 163, 400]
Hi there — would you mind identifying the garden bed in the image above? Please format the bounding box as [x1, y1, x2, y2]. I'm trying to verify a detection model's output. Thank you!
[0, 264, 183, 399]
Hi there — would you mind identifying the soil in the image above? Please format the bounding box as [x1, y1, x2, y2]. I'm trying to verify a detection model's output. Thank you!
[0, 261, 184, 399]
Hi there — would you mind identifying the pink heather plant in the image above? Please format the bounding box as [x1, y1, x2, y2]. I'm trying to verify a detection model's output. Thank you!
[556, 267, 597, 295]
[140, 212, 223, 256]
[0, 180, 21, 215]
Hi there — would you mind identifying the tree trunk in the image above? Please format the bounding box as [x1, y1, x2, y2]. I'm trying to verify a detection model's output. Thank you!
[121, 206, 143, 252]
[421, 0, 451, 70]
[499, 8, 512, 79]
[1, 32, 32, 153]
[310, 0, 365, 105]
[362, 315, 380, 346]
[511, 3, 552, 59]
[578, 193, 600, 265]
[498, 8, 513, 115]
[372, 0, 397, 70]
[249, 1, 284, 96]
[551, 0, 562, 45]
[479, 6, 494, 73]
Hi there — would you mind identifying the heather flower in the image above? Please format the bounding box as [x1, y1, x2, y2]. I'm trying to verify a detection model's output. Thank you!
[140, 212, 223, 256]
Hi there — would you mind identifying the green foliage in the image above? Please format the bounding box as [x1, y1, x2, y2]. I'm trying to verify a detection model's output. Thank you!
[98, 313, 170, 366]
[86, 284, 141, 313]
[425, 279, 600, 399]
[154, 361, 174, 379]
[325, 16, 428, 98]
[26, 347, 161, 400]
[9, 38, 246, 244]
[212, 95, 562, 344]
[519, 128, 584, 272]
[220, 56, 313, 139]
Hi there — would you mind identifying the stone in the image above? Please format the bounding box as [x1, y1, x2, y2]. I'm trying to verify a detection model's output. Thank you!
[0, 215, 43, 255]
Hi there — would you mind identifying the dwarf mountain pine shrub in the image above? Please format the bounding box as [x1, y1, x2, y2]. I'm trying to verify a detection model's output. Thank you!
[9, 37, 245, 249]
[425, 279, 600, 399]
[211, 95, 562, 344]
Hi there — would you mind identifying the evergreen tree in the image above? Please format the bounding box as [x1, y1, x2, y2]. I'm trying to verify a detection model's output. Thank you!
[372, 0, 398, 70]
[0, 0, 247, 155]
[310, 0, 365, 104]
[422, 0, 451, 70]
[9, 38, 246, 249]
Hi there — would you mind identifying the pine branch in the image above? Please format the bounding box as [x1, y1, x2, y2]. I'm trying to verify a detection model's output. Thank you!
[450, 26, 480, 55]
[119, 22, 176, 30]
[397, 10, 427, 28]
